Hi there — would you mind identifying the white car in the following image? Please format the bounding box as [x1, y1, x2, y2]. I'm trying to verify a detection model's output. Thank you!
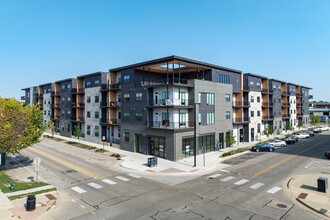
[320, 126, 329, 131]
[268, 140, 287, 147]
[297, 133, 310, 139]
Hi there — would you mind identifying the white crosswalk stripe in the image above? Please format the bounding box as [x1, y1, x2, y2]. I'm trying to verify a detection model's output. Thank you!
[220, 176, 235, 182]
[207, 174, 222, 179]
[115, 176, 130, 182]
[127, 173, 142, 179]
[249, 183, 264, 189]
[71, 186, 86, 194]
[267, 186, 281, 194]
[234, 179, 249, 185]
[87, 182, 103, 189]
[102, 179, 117, 185]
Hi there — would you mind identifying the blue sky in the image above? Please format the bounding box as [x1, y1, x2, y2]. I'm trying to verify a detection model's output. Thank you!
[0, 0, 329, 101]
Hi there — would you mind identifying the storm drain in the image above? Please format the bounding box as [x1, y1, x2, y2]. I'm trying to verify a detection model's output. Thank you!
[266, 199, 292, 211]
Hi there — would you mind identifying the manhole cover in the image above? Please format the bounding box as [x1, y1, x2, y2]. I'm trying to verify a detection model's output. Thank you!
[277, 204, 287, 208]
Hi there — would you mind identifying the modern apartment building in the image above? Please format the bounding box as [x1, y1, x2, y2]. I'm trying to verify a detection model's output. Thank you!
[21, 56, 312, 161]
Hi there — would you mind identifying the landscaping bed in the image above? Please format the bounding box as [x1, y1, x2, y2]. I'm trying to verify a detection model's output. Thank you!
[220, 147, 250, 158]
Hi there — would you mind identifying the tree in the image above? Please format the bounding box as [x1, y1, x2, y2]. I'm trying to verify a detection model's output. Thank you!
[51, 121, 55, 137]
[73, 125, 83, 140]
[285, 122, 293, 131]
[298, 120, 304, 129]
[225, 130, 236, 149]
[0, 98, 47, 154]
[264, 125, 274, 137]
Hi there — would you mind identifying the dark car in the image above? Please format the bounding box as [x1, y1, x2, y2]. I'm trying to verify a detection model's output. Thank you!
[251, 144, 275, 152]
[283, 137, 295, 144]
[291, 135, 299, 142]
[325, 151, 330, 158]
[303, 131, 314, 137]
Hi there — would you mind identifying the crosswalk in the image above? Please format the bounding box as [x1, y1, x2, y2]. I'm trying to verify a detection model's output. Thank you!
[71, 173, 141, 194]
[206, 172, 282, 195]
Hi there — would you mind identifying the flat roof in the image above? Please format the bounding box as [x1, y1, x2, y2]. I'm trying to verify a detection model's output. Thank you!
[244, 73, 268, 79]
[77, 71, 108, 79]
[269, 78, 287, 84]
[39, 82, 54, 87]
[287, 83, 300, 87]
[55, 78, 76, 83]
[109, 55, 242, 74]
[301, 86, 312, 90]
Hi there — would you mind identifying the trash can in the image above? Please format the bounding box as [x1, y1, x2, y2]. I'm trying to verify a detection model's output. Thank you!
[147, 157, 158, 167]
[318, 177, 328, 193]
[26, 195, 36, 211]
[153, 157, 158, 167]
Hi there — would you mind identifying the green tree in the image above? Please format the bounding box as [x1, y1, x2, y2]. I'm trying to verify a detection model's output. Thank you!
[298, 120, 304, 129]
[225, 130, 236, 148]
[285, 122, 293, 131]
[73, 125, 83, 140]
[51, 121, 55, 137]
[0, 98, 47, 154]
[264, 125, 274, 137]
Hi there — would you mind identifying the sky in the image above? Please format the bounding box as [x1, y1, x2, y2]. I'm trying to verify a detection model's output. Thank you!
[0, 0, 329, 101]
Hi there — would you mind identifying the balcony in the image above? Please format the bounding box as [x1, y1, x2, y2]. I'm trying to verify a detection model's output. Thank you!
[296, 93, 302, 97]
[261, 89, 269, 94]
[148, 99, 193, 108]
[232, 101, 250, 108]
[52, 115, 60, 120]
[282, 114, 290, 119]
[51, 103, 61, 108]
[100, 101, 121, 108]
[148, 121, 194, 130]
[73, 88, 85, 94]
[297, 113, 303, 118]
[297, 103, 303, 107]
[100, 118, 121, 125]
[262, 115, 274, 121]
[232, 118, 250, 124]
[134, 78, 190, 87]
[281, 91, 288, 96]
[37, 94, 44, 99]
[52, 92, 60, 96]
[21, 96, 26, 100]
[243, 85, 250, 92]
[77, 103, 85, 108]
[77, 117, 85, 122]
[281, 102, 289, 107]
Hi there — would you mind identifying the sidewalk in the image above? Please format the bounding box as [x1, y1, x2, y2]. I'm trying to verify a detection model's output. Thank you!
[287, 174, 330, 219]
[45, 127, 303, 175]
[5, 185, 55, 197]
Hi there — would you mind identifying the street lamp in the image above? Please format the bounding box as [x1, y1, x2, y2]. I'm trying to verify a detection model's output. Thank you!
[193, 102, 200, 167]
[102, 136, 106, 153]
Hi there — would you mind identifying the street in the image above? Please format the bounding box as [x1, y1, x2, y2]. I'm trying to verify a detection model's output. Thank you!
[13, 132, 330, 220]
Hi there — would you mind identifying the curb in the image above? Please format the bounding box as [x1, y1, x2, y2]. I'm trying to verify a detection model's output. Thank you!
[296, 198, 329, 218]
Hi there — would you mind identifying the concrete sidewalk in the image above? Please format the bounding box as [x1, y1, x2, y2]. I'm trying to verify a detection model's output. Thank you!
[5, 185, 55, 197]
[44, 128, 304, 175]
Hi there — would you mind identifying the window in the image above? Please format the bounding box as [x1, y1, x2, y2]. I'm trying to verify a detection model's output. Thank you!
[124, 129, 129, 142]
[67, 110, 70, 115]
[180, 112, 187, 126]
[87, 111, 91, 118]
[274, 121, 277, 130]
[95, 111, 99, 118]
[86, 81, 91, 86]
[225, 111, 230, 119]
[124, 94, 130, 102]
[61, 97, 65, 102]
[294, 109, 296, 114]
[62, 85, 65, 89]
[67, 97, 71, 101]
[225, 94, 230, 102]
[95, 126, 99, 137]
[87, 97, 91, 103]
[273, 85, 276, 90]
[199, 113, 201, 125]
[161, 91, 169, 105]
[251, 96, 254, 102]
[44, 100, 46, 104]
[150, 137, 166, 158]
[48, 110, 50, 115]
[278, 98, 281, 103]
[257, 96, 260, 103]
[95, 96, 99, 103]
[95, 80, 100, 84]
[118, 94, 121, 102]
[44, 110, 46, 115]
[124, 113, 130, 120]
[251, 128, 254, 141]
[182, 137, 194, 158]
[207, 93, 214, 105]
[67, 84, 71, 89]
[136, 93, 142, 102]
[162, 113, 169, 126]
[198, 93, 201, 103]
[180, 92, 186, 105]
[198, 134, 215, 154]
[256, 82, 261, 89]
[218, 74, 230, 83]
[87, 125, 91, 135]
[44, 89, 47, 94]
[251, 111, 254, 117]
[207, 113, 215, 124]
[257, 124, 261, 133]
[136, 112, 142, 121]
[250, 81, 254, 88]
[257, 111, 260, 117]
[123, 75, 130, 83]
[136, 134, 143, 153]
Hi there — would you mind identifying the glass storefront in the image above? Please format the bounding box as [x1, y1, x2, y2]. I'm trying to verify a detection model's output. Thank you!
[198, 134, 215, 154]
[136, 134, 142, 153]
[182, 138, 194, 158]
[150, 137, 166, 158]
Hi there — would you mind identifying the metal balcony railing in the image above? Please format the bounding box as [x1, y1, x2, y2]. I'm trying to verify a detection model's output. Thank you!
[148, 121, 194, 129]
[148, 99, 193, 107]
[232, 101, 250, 107]
[134, 78, 188, 87]
[232, 118, 250, 124]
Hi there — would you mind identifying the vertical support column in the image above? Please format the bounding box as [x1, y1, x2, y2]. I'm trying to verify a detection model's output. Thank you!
[166, 62, 169, 84]
[172, 62, 175, 83]
[203, 69, 205, 80]
[148, 68, 151, 85]
[143, 66, 145, 86]
[178, 62, 181, 84]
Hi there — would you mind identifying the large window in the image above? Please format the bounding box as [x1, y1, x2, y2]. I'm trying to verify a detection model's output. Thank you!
[207, 93, 214, 105]
[225, 111, 230, 119]
[180, 92, 186, 105]
[136, 134, 142, 153]
[179, 112, 186, 126]
[251, 111, 254, 117]
[162, 113, 169, 126]
[182, 138, 194, 158]
[123, 75, 130, 83]
[124, 94, 130, 102]
[218, 74, 230, 84]
[95, 126, 99, 137]
[95, 96, 99, 103]
[124, 113, 130, 120]
[87, 111, 91, 118]
[207, 112, 215, 124]
[161, 91, 169, 105]
[124, 129, 129, 142]
[136, 112, 142, 121]
[136, 93, 142, 102]
[198, 134, 215, 154]
[150, 137, 166, 158]
[225, 94, 230, 102]
[87, 125, 91, 135]
[251, 96, 254, 102]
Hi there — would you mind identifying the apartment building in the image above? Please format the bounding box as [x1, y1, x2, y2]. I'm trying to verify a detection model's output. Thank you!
[21, 55, 312, 161]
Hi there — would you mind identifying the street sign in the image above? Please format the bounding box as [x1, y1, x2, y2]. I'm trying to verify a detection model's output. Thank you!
[34, 158, 41, 166]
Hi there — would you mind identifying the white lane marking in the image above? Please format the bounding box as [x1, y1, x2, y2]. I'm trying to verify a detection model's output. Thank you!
[72, 199, 76, 202]
[250, 183, 264, 189]
[115, 176, 130, 182]
[220, 176, 235, 182]
[305, 161, 314, 168]
[234, 179, 250, 185]
[81, 205, 86, 209]
[220, 169, 230, 173]
[87, 182, 103, 189]
[102, 179, 117, 185]
[127, 173, 142, 179]
[71, 186, 86, 194]
[207, 174, 222, 179]
[267, 186, 282, 194]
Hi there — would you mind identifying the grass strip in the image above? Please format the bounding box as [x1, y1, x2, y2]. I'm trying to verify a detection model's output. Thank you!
[0, 171, 49, 193]
[8, 188, 57, 201]
[44, 135, 65, 142]
[65, 141, 97, 150]
[220, 147, 250, 158]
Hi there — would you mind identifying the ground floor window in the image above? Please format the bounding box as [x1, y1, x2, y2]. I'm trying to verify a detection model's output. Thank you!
[182, 138, 194, 158]
[136, 134, 142, 153]
[198, 134, 215, 154]
[150, 137, 166, 158]
[124, 129, 129, 142]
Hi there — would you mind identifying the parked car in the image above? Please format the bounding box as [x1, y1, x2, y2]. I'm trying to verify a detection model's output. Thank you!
[251, 144, 275, 152]
[297, 133, 310, 139]
[268, 140, 287, 147]
[320, 126, 329, 131]
[325, 151, 330, 158]
[291, 135, 299, 142]
[303, 131, 314, 137]
[313, 128, 322, 133]
[283, 137, 295, 144]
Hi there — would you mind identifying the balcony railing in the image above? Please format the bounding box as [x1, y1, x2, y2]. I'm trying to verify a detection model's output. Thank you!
[281, 91, 288, 96]
[148, 99, 193, 107]
[77, 103, 85, 108]
[261, 89, 269, 93]
[75, 88, 84, 94]
[134, 78, 189, 87]
[232, 101, 250, 108]
[262, 115, 274, 120]
[100, 118, 121, 125]
[232, 118, 250, 124]
[148, 121, 194, 129]
[282, 114, 290, 118]
[297, 103, 303, 107]
[282, 102, 289, 107]
[296, 93, 302, 97]
[297, 113, 303, 117]
[52, 91, 60, 96]
[21, 96, 26, 100]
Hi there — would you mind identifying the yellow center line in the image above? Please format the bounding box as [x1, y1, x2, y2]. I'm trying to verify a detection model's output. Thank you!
[252, 137, 330, 178]
[28, 147, 98, 178]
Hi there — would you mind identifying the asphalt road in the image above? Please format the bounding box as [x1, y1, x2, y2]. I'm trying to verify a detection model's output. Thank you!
[14, 132, 330, 220]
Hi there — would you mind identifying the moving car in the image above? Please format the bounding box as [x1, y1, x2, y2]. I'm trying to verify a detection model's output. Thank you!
[251, 144, 275, 152]
[268, 140, 286, 147]
[320, 126, 329, 131]
[297, 133, 310, 139]
[283, 137, 295, 144]
[303, 130, 314, 137]
[325, 151, 330, 158]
